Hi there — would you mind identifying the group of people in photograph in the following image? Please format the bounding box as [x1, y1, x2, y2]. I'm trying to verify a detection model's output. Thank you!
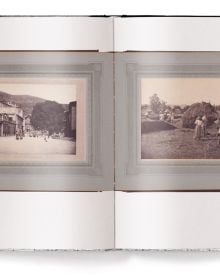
[15, 129, 24, 140]
[194, 114, 220, 144]
[16, 129, 50, 142]
[159, 110, 175, 124]
[194, 115, 208, 140]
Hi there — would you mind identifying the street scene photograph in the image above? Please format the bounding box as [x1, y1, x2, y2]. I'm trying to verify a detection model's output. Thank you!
[0, 77, 78, 159]
[141, 77, 220, 159]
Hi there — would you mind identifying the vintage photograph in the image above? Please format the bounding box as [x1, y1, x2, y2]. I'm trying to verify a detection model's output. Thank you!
[141, 77, 220, 159]
[0, 77, 83, 161]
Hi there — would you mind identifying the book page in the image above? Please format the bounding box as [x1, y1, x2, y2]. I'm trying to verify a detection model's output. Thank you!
[0, 16, 113, 52]
[0, 17, 114, 250]
[115, 16, 220, 249]
[0, 191, 114, 250]
[114, 16, 220, 51]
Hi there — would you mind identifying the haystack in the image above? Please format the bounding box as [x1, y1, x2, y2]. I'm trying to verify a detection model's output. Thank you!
[182, 102, 217, 128]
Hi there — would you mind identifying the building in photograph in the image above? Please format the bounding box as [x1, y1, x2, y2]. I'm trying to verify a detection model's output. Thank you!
[24, 114, 33, 133]
[64, 101, 77, 140]
[0, 101, 24, 135]
[0, 113, 16, 136]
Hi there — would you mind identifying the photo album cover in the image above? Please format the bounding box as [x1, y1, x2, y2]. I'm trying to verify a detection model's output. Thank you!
[0, 16, 220, 250]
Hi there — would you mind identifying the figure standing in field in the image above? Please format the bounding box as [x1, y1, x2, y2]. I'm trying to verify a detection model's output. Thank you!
[214, 118, 220, 145]
[217, 127, 220, 145]
[159, 111, 164, 121]
[202, 114, 208, 138]
[170, 111, 175, 124]
[194, 116, 203, 140]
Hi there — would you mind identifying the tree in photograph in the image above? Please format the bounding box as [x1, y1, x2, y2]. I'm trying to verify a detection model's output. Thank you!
[160, 100, 167, 112]
[149, 93, 161, 114]
[31, 101, 65, 135]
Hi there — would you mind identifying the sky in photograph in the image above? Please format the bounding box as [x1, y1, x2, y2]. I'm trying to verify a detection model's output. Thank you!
[141, 77, 220, 106]
[0, 77, 79, 104]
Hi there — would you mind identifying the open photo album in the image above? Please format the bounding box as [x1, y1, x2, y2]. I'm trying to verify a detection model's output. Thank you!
[0, 16, 220, 250]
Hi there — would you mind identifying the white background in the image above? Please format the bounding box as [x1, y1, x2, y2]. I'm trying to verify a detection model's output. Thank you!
[1, 0, 220, 280]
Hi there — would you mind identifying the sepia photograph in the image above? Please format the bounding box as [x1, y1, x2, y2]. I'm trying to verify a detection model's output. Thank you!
[0, 77, 86, 161]
[141, 77, 220, 159]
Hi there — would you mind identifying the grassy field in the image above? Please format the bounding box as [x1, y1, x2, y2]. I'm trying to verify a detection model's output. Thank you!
[141, 122, 220, 159]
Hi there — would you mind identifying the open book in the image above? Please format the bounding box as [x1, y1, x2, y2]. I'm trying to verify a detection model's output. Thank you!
[0, 16, 220, 250]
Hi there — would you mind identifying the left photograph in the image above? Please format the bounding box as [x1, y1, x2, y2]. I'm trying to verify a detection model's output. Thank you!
[0, 77, 84, 161]
[0, 51, 113, 191]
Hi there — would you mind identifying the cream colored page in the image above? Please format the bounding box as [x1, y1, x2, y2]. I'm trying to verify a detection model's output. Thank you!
[114, 17, 220, 51]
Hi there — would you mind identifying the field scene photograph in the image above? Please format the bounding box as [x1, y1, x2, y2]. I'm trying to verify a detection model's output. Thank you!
[0, 77, 79, 160]
[141, 77, 220, 159]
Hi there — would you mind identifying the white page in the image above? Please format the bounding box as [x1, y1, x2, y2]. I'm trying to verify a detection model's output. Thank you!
[0, 16, 114, 250]
[114, 17, 220, 51]
[115, 17, 220, 250]
[0, 16, 113, 52]
[0, 191, 114, 250]
[116, 192, 220, 250]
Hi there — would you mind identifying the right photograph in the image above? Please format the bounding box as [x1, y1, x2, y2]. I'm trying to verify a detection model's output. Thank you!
[141, 77, 220, 159]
